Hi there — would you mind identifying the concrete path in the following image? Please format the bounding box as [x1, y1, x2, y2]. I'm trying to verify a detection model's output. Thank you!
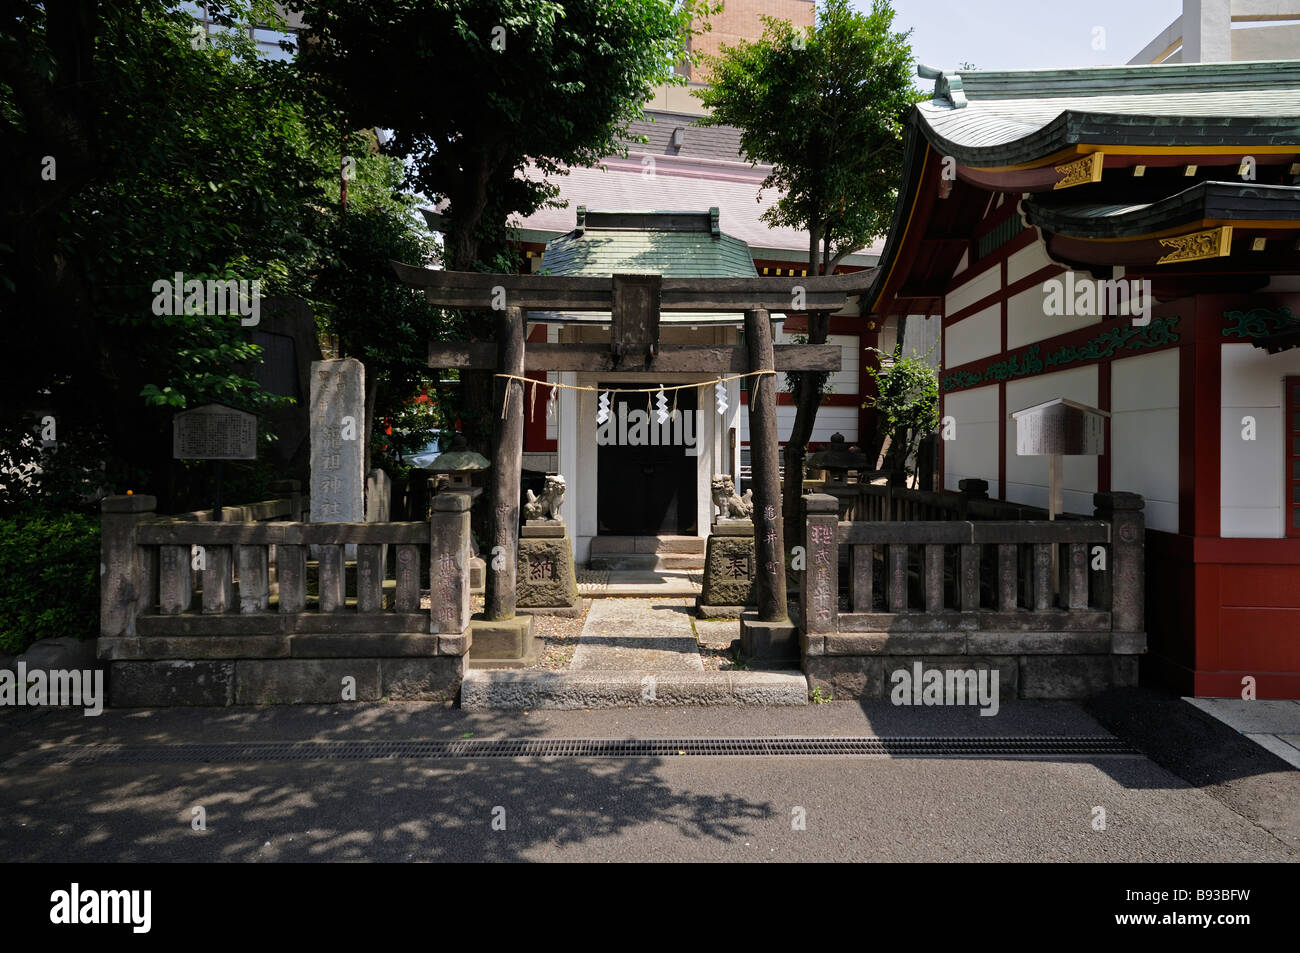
[1184, 697, 1300, 769]
[571, 599, 703, 672]
[577, 569, 702, 597]
[463, 597, 806, 709]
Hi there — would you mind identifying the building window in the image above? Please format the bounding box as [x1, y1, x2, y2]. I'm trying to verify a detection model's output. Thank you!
[184, 3, 298, 60]
[1289, 377, 1300, 537]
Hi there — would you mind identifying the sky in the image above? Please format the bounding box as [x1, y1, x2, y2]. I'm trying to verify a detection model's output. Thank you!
[872, 0, 1185, 72]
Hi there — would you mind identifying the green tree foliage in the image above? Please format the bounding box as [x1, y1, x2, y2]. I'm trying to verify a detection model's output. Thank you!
[863, 347, 939, 479]
[0, 511, 100, 652]
[0, 2, 455, 510]
[0, 1, 333, 508]
[693, 0, 919, 537]
[291, 0, 713, 461]
[292, 0, 713, 271]
[309, 132, 461, 474]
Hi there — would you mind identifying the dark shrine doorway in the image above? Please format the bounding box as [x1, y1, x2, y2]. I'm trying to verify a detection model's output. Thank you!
[596, 384, 698, 536]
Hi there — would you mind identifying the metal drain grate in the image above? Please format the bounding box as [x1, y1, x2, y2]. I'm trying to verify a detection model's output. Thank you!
[15, 735, 1136, 766]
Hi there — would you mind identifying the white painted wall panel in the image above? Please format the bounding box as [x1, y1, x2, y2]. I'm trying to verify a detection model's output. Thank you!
[1110, 349, 1179, 533]
[1005, 366, 1098, 512]
[1220, 342, 1300, 539]
[1006, 278, 1102, 349]
[942, 384, 1000, 499]
[773, 329, 860, 394]
[944, 264, 999, 317]
[944, 304, 1000, 367]
[1006, 240, 1056, 286]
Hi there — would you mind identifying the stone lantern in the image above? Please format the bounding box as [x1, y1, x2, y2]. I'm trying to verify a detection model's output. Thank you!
[426, 433, 489, 493]
[807, 433, 873, 485]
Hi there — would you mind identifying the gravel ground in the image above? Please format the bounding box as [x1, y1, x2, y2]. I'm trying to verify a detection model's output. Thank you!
[525, 599, 590, 670]
[421, 592, 587, 670]
[692, 616, 742, 671]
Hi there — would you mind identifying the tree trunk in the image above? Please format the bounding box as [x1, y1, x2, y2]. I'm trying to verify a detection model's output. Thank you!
[780, 309, 829, 545]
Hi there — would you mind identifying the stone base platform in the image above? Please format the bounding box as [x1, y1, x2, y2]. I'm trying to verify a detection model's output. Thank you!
[108, 655, 467, 707]
[803, 652, 1140, 702]
[695, 521, 755, 618]
[739, 613, 799, 666]
[468, 615, 540, 669]
[516, 523, 580, 614]
[461, 668, 808, 709]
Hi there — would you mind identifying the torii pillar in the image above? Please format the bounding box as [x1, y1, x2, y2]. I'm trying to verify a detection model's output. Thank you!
[485, 305, 525, 620]
[743, 307, 787, 621]
[474, 304, 540, 667]
[739, 307, 798, 664]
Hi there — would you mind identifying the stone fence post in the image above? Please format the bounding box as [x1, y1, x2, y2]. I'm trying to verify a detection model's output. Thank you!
[1094, 491, 1145, 654]
[101, 494, 156, 637]
[801, 494, 839, 646]
[430, 491, 472, 645]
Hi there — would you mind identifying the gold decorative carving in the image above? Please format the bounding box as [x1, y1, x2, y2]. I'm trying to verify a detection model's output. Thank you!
[1052, 152, 1104, 190]
[1155, 226, 1233, 265]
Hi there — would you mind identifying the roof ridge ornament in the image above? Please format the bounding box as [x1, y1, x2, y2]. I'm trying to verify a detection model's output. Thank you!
[917, 64, 967, 109]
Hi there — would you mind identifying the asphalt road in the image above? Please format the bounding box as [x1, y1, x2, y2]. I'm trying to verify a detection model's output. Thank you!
[1, 692, 1296, 863]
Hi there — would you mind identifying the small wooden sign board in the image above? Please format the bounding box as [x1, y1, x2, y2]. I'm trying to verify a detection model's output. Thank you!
[1010, 397, 1110, 595]
[173, 403, 257, 460]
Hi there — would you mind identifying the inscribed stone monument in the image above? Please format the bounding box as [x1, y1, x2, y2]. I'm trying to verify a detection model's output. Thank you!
[310, 359, 365, 555]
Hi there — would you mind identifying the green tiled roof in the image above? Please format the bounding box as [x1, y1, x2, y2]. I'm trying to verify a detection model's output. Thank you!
[917, 60, 1300, 166]
[535, 208, 761, 325]
[540, 209, 758, 279]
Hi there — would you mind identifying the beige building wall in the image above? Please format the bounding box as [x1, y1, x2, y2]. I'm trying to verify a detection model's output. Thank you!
[686, 0, 816, 81]
[652, 0, 816, 114]
[1129, 0, 1300, 63]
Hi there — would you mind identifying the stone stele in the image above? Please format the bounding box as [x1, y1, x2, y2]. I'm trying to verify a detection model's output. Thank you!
[310, 359, 365, 555]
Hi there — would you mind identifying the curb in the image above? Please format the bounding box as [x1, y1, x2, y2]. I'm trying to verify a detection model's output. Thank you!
[461, 669, 809, 709]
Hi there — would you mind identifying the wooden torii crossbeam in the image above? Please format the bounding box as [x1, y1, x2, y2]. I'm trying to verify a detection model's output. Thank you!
[392, 264, 874, 627]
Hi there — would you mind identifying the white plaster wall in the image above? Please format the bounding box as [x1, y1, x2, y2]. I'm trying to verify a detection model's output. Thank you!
[1006, 239, 1056, 286]
[544, 323, 559, 441]
[742, 331, 861, 443]
[772, 328, 860, 394]
[1005, 365, 1099, 514]
[1006, 276, 1103, 350]
[942, 384, 1000, 499]
[1110, 349, 1180, 533]
[944, 304, 1000, 367]
[945, 263, 999, 317]
[773, 404, 859, 443]
[1221, 342, 1300, 538]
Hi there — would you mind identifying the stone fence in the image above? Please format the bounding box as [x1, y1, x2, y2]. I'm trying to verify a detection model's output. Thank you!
[826, 477, 1070, 523]
[99, 490, 472, 706]
[167, 479, 310, 523]
[799, 491, 1146, 700]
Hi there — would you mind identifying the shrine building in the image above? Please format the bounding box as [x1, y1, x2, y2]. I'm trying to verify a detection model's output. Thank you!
[865, 59, 1300, 697]
[519, 207, 838, 566]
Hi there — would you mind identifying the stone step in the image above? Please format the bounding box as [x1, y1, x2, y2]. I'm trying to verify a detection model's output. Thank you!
[588, 553, 706, 571]
[577, 570, 702, 597]
[589, 535, 706, 556]
[461, 669, 809, 709]
[588, 553, 660, 571]
[660, 554, 705, 569]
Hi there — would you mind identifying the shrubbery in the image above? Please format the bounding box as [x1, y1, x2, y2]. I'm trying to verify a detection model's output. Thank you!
[0, 510, 100, 655]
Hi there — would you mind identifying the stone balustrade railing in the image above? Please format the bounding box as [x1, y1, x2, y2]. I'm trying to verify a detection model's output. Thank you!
[98, 490, 473, 706]
[798, 491, 1146, 700]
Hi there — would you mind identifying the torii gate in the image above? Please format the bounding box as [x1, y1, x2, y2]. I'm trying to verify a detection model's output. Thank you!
[391, 263, 872, 632]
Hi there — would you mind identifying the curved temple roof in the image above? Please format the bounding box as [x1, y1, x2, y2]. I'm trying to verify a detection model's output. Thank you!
[866, 60, 1300, 316]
